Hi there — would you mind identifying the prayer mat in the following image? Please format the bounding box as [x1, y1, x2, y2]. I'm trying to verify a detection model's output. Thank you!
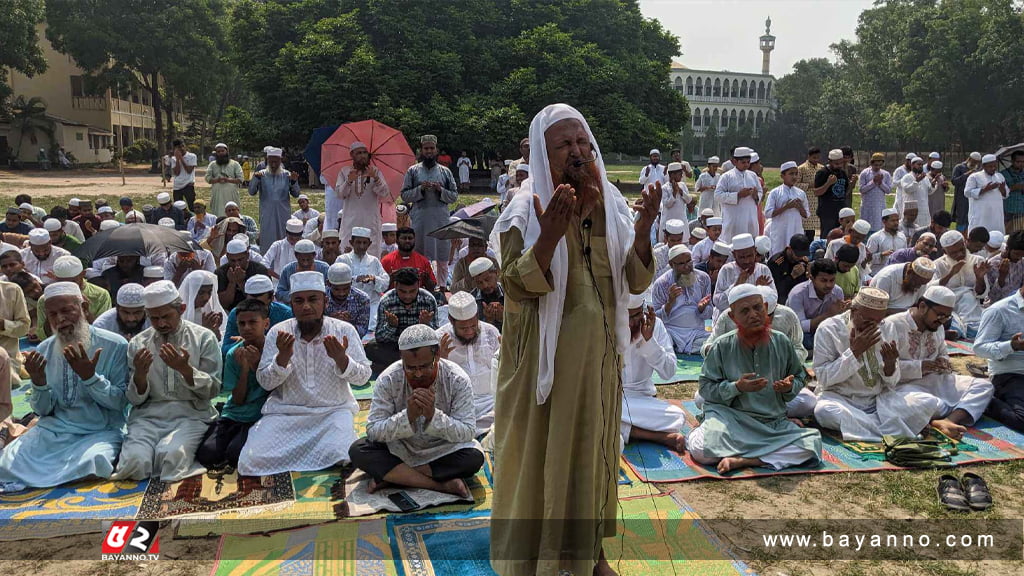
[387, 510, 495, 576]
[9, 385, 33, 420]
[652, 354, 703, 385]
[824, 427, 978, 462]
[0, 479, 148, 541]
[353, 380, 376, 401]
[341, 471, 473, 518]
[355, 408, 369, 436]
[211, 518, 396, 576]
[622, 400, 1024, 482]
[945, 339, 975, 356]
[334, 467, 492, 520]
[137, 470, 294, 520]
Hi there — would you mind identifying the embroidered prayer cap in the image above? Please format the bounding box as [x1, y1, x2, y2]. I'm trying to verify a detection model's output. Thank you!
[871, 152, 885, 163]
[290, 270, 326, 294]
[469, 257, 495, 277]
[982, 154, 998, 164]
[852, 287, 889, 311]
[691, 227, 707, 239]
[755, 235, 772, 255]
[707, 156, 720, 164]
[649, 149, 661, 156]
[351, 226, 371, 239]
[396, 205, 409, 214]
[215, 142, 228, 150]
[930, 161, 943, 170]
[328, 262, 352, 285]
[706, 217, 723, 227]
[780, 161, 798, 172]
[700, 208, 715, 217]
[285, 219, 304, 233]
[712, 241, 732, 256]
[381, 223, 397, 232]
[157, 192, 171, 204]
[143, 265, 164, 279]
[911, 257, 936, 279]
[244, 274, 274, 295]
[664, 219, 686, 235]
[733, 147, 754, 158]
[828, 149, 843, 161]
[398, 323, 440, 351]
[28, 228, 51, 245]
[940, 230, 964, 248]
[158, 217, 176, 228]
[69, 198, 81, 207]
[969, 152, 982, 161]
[882, 208, 899, 219]
[100, 219, 120, 231]
[43, 281, 82, 300]
[668, 244, 691, 261]
[448, 291, 478, 321]
[627, 292, 646, 310]
[987, 230, 1004, 248]
[750, 152, 760, 164]
[350, 141, 367, 151]
[420, 135, 438, 144]
[728, 283, 763, 306]
[43, 218, 62, 232]
[731, 233, 755, 251]
[667, 162, 683, 172]
[143, 280, 180, 309]
[852, 220, 871, 235]
[839, 207, 856, 219]
[116, 283, 145, 307]
[903, 200, 918, 211]
[266, 147, 283, 157]
[322, 229, 340, 239]
[294, 239, 317, 254]
[226, 239, 248, 255]
[53, 255, 84, 279]
[923, 285, 956, 308]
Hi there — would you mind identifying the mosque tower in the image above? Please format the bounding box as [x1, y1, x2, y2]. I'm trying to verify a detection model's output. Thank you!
[759, 16, 775, 76]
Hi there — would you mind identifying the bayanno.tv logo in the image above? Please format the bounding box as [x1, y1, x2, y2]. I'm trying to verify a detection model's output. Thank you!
[101, 521, 160, 561]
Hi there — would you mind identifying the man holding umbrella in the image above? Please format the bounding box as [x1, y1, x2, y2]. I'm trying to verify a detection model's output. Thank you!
[338, 142, 390, 259]
[401, 135, 459, 289]
[249, 147, 301, 253]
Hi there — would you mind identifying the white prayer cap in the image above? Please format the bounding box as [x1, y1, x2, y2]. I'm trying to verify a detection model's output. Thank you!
[728, 283, 763, 306]
[649, 149, 661, 156]
[351, 226, 371, 239]
[668, 244, 691, 261]
[667, 162, 683, 172]
[215, 142, 228, 150]
[940, 230, 964, 248]
[158, 217, 176, 228]
[350, 141, 367, 151]
[504, 159, 513, 166]
[750, 152, 760, 164]
[97, 205, 114, 214]
[294, 239, 317, 254]
[755, 235, 772, 255]
[929, 151, 941, 159]
[233, 233, 250, 245]
[53, 255, 83, 279]
[882, 208, 899, 219]
[911, 257, 936, 279]
[226, 239, 248, 255]
[839, 207, 856, 219]
[852, 287, 889, 311]
[143, 265, 164, 278]
[664, 219, 686, 235]
[852, 220, 871, 235]
[173, 201, 187, 211]
[448, 291, 478, 321]
[721, 160, 733, 170]
[263, 146, 272, 154]
[297, 194, 309, 201]
[321, 229, 340, 239]
[733, 146, 754, 158]
[244, 274, 273, 295]
[691, 227, 707, 240]
[126, 209, 145, 222]
[930, 161, 943, 170]
[396, 205, 408, 214]
[707, 156, 720, 164]
[381, 223, 397, 232]
[143, 280, 179, 308]
[627, 292, 646, 310]
[700, 208, 715, 217]
[286, 219, 304, 233]
[731, 233, 755, 251]
[0, 242, 16, 255]
[43, 281, 82, 300]
[225, 201, 239, 209]
[28, 228, 51, 245]
[398, 323, 440, 351]
[987, 230, 1004, 248]
[69, 198, 81, 207]
[712, 241, 732, 256]
[43, 218, 62, 232]
[919, 231, 935, 243]
[923, 285, 956, 308]
[157, 192, 171, 204]
[760, 286, 778, 314]
[982, 154, 998, 164]
[18, 203, 32, 212]
[828, 149, 843, 161]
[290, 270, 325, 294]
[969, 152, 982, 161]
[328, 262, 352, 285]
[780, 161, 798, 172]
[904, 200, 919, 208]
[117, 283, 145, 307]
[905, 152, 917, 160]
[469, 257, 495, 277]
[266, 147, 283, 157]
[100, 220, 120, 231]
[911, 156, 926, 164]
[706, 217, 723, 227]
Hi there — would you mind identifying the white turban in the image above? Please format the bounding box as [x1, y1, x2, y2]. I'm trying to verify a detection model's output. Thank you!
[116, 283, 145, 307]
[290, 270, 325, 294]
[143, 280, 180, 309]
[728, 283, 763, 306]
[447, 291, 478, 321]
[328, 262, 352, 285]
[43, 281, 82, 300]
[244, 274, 274, 295]
[53, 255, 84, 279]
[468, 257, 495, 277]
[940, 230, 964, 248]
[398, 324, 440, 351]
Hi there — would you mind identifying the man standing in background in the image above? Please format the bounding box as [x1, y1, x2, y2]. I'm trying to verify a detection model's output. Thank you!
[205, 143, 243, 216]
[171, 140, 198, 211]
[401, 135, 459, 290]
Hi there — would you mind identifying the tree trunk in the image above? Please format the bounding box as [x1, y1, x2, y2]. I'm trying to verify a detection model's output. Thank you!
[165, 102, 176, 146]
[150, 72, 164, 151]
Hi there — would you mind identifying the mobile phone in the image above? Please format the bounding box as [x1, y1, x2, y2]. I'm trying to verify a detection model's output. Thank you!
[388, 491, 419, 512]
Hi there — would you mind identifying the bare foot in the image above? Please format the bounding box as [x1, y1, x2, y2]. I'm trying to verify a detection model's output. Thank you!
[662, 432, 686, 453]
[931, 419, 967, 441]
[593, 555, 618, 576]
[716, 456, 762, 474]
[368, 478, 392, 494]
[440, 478, 472, 500]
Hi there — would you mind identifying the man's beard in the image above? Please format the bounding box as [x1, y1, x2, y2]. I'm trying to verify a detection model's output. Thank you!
[298, 318, 324, 339]
[454, 331, 479, 346]
[736, 314, 772, 349]
[215, 154, 230, 165]
[555, 161, 603, 210]
[912, 167, 924, 174]
[420, 155, 437, 168]
[675, 271, 696, 287]
[56, 318, 92, 351]
[116, 315, 144, 335]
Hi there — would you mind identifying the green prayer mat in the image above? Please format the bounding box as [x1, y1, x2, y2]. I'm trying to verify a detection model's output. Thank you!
[828, 427, 978, 462]
[652, 354, 703, 385]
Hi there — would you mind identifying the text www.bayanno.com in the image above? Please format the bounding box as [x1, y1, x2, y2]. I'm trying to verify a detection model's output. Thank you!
[762, 531, 995, 552]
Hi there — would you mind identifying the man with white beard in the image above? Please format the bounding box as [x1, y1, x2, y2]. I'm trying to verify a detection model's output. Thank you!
[931, 231, 990, 338]
[651, 244, 713, 354]
[93, 283, 150, 341]
[0, 282, 128, 490]
[714, 147, 762, 243]
[436, 292, 501, 436]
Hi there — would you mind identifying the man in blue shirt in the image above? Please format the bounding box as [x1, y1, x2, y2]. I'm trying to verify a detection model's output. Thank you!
[974, 284, 1024, 431]
[275, 239, 329, 303]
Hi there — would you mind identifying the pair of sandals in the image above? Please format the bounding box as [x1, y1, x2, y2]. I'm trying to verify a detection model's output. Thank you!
[937, 473, 992, 512]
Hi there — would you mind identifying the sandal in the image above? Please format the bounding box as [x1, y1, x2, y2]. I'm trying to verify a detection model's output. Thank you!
[936, 474, 970, 512]
[961, 473, 993, 511]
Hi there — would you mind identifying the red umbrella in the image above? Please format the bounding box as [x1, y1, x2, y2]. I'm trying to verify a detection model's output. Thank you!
[321, 120, 416, 224]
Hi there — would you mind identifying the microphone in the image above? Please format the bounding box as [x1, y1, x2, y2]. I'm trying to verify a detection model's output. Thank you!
[582, 218, 592, 256]
[572, 157, 597, 168]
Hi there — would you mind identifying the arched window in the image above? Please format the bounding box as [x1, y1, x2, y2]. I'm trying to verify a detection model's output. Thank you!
[696, 77, 703, 96]
[720, 109, 728, 128]
[731, 79, 739, 98]
[704, 77, 712, 95]
[758, 80, 766, 100]
[740, 80, 748, 99]
[713, 78, 721, 97]
[686, 76, 694, 96]
[765, 82, 772, 100]
[739, 110, 746, 125]
[729, 109, 738, 127]
[712, 108, 720, 128]
[674, 76, 682, 88]
[756, 110, 764, 128]
[703, 109, 711, 128]
[693, 108, 701, 128]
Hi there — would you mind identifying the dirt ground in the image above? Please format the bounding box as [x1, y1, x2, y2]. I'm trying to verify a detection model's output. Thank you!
[1, 168, 1021, 576]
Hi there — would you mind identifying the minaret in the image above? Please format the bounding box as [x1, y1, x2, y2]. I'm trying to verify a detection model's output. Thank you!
[759, 16, 775, 75]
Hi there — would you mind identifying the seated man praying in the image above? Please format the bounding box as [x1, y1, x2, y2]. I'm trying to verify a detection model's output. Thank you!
[436, 292, 501, 436]
[468, 257, 505, 332]
[870, 257, 936, 315]
[325, 262, 371, 337]
[93, 283, 150, 341]
[366, 267, 438, 374]
[787, 258, 847, 351]
[651, 244, 712, 354]
[221, 274, 293, 356]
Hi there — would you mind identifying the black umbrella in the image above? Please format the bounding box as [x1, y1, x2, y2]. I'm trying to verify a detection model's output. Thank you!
[72, 223, 194, 262]
[428, 214, 498, 241]
[994, 142, 1024, 169]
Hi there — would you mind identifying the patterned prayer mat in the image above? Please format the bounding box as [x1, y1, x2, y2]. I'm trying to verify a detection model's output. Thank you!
[652, 354, 703, 385]
[137, 470, 295, 520]
[388, 510, 495, 576]
[9, 384, 33, 421]
[334, 468, 491, 520]
[621, 400, 1024, 482]
[826, 427, 978, 461]
[945, 339, 975, 356]
[353, 381, 376, 401]
[0, 479, 148, 541]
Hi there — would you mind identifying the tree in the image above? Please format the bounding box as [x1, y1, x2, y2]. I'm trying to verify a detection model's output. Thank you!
[9, 95, 54, 160]
[0, 0, 46, 113]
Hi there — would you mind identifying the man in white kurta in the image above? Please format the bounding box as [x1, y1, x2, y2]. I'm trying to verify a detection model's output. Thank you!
[652, 219, 689, 280]
[436, 292, 500, 436]
[763, 161, 809, 257]
[865, 208, 907, 275]
[900, 158, 933, 229]
[690, 217, 722, 265]
[638, 149, 667, 188]
[931, 231, 990, 337]
[651, 245, 713, 354]
[712, 234, 777, 320]
[337, 226, 390, 332]
[263, 219, 304, 279]
[338, 142, 391, 259]
[659, 163, 691, 242]
[714, 147, 762, 244]
[886, 286, 994, 440]
[812, 288, 934, 442]
[965, 154, 1008, 234]
[115, 280, 222, 481]
[239, 271, 371, 475]
[696, 157, 721, 215]
[22, 229, 71, 286]
[620, 293, 685, 451]
[869, 258, 935, 314]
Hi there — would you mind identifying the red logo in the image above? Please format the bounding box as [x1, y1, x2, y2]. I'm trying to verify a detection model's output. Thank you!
[102, 521, 160, 557]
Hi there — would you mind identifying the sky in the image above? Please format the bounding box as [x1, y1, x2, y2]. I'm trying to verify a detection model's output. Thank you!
[638, 0, 876, 77]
